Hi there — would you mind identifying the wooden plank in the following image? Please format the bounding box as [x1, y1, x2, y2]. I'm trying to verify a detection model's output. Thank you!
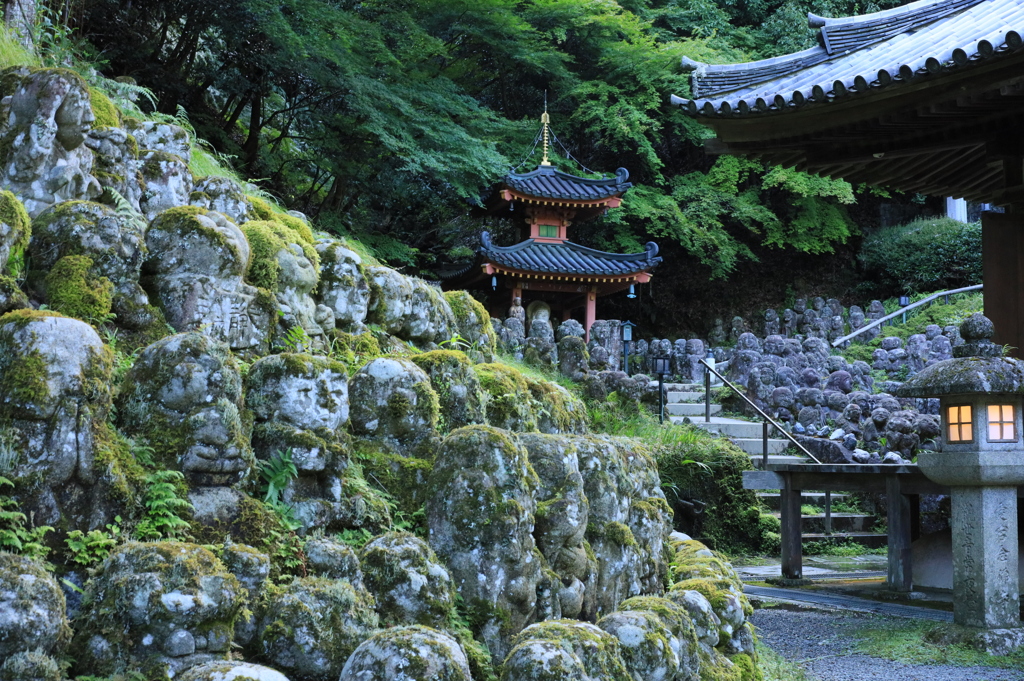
[742, 470, 784, 490]
[887, 475, 913, 592]
[781, 475, 803, 579]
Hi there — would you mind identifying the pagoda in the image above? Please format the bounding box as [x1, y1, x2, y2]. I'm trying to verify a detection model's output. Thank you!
[443, 111, 662, 340]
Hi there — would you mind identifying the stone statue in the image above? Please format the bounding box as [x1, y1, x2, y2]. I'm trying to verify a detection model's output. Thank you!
[508, 296, 526, 322]
[763, 308, 780, 337]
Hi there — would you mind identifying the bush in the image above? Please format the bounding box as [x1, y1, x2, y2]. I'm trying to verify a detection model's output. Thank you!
[858, 217, 981, 296]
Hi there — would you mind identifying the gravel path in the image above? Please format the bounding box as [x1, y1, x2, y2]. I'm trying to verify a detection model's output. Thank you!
[752, 607, 1024, 681]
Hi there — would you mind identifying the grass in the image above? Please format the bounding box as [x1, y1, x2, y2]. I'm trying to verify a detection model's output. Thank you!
[758, 642, 814, 681]
[803, 539, 886, 556]
[0, 27, 39, 70]
[852, 618, 1024, 670]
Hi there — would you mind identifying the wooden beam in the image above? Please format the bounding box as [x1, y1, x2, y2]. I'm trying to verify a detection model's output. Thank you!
[886, 475, 913, 592]
[780, 476, 802, 580]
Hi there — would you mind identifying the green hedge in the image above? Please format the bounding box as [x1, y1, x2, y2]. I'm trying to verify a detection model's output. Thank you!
[858, 217, 981, 296]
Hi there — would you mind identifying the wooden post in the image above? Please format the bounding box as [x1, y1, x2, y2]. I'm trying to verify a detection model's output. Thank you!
[780, 475, 803, 579]
[886, 475, 913, 592]
[584, 288, 597, 342]
[983, 210, 1024, 358]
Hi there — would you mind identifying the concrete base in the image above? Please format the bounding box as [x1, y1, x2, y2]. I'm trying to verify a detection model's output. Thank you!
[927, 624, 1024, 656]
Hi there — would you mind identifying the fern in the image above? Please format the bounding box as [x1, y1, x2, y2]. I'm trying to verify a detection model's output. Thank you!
[99, 187, 147, 232]
[0, 476, 53, 560]
[134, 470, 192, 541]
[65, 518, 121, 567]
[258, 449, 301, 532]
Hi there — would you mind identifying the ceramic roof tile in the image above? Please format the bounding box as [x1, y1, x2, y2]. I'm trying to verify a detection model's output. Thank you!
[480, 232, 661, 276]
[673, 0, 1024, 117]
[504, 165, 632, 201]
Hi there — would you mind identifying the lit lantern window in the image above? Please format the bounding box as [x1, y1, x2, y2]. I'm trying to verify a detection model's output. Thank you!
[987, 404, 1016, 442]
[947, 405, 973, 443]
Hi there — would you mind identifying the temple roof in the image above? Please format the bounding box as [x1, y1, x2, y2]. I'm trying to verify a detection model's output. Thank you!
[503, 165, 632, 201]
[481, 232, 660, 276]
[672, 0, 1023, 118]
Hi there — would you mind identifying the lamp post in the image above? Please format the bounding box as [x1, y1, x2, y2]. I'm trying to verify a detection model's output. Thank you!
[654, 355, 671, 423]
[898, 314, 1024, 650]
[899, 294, 911, 324]
[621, 320, 636, 375]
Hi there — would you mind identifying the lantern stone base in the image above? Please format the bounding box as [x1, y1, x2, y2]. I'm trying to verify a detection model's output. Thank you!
[950, 486, 1021, 629]
[926, 624, 1024, 657]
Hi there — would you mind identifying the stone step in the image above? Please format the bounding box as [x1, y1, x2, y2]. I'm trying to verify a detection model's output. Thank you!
[675, 416, 774, 439]
[802, 532, 888, 549]
[665, 391, 704, 403]
[770, 512, 877, 534]
[665, 403, 721, 416]
[747, 454, 809, 466]
[758, 492, 850, 511]
[732, 438, 790, 455]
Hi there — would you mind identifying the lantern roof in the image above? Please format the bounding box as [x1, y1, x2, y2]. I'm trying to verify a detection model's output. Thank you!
[480, 231, 661, 276]
[898, 314, 1024, 397]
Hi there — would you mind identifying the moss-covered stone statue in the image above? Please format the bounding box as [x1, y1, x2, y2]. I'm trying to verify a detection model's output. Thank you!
[143, 206, 272, 354]
[0, 67, 103, 216]
[339, 626, 472, 681]
[190, 176, 255, 224]
[359, 532, 456, 628]
[316, 239, 370, 333]
[0, 552, 71, 679]
[349, 357, 440, 451]
[116, 332, 251, 522]
[0, 310, 133, 533]
[30, 199, 159, 330]
[426, 426, 542, 660]
[71, 542, 243, 679]
[444, 290, 497, 363]
[410, 350, 486, 432]
[139, 149, 194, 221]
[502, 620, 631, 681]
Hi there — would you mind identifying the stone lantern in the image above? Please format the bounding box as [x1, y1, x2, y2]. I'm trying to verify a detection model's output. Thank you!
[898, 314, 1024, 650]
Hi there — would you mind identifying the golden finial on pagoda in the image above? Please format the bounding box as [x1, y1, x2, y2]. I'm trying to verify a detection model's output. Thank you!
[541, 99, 552, 166]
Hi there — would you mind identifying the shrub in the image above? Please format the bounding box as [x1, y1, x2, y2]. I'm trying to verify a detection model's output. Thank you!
[858, 217, 981, 296]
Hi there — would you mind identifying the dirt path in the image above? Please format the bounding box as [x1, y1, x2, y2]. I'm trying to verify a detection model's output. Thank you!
[752, 607, 1024, 681]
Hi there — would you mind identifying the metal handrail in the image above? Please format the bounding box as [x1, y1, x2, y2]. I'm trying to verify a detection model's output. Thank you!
[699, 359, 821, 466]
[831, 284, 983, 347]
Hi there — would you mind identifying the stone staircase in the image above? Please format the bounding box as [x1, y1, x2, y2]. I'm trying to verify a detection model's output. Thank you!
[757, 491, 887, 548]
[663, 379, 887, 547]
[663, 381, 805, 466]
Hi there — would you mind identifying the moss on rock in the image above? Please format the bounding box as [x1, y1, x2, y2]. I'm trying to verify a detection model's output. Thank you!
[473, 363, 537, 432]
[44, 254, 113, 322]
[88, 87, 120, 128]
[242, 220, 319, 292]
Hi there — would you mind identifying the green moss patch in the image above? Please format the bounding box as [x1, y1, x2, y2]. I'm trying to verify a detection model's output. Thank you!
[88, 86, 120, 128]
[242, 220, 319, 292]
[0, 190, 30, 277]
[44, 254, 113, 322]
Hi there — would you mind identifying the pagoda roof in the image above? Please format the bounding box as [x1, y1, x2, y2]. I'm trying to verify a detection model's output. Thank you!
[480, 231, 660, 276]
[503, 165, 632, 201]
[672, 0, 1023, 118]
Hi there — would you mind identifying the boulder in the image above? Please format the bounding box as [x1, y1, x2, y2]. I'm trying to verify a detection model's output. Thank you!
[339, 626, 471, 681]
[258, 576, 378, 681]
[0, 68, 102, 216]
[426, 426, 541, 660]
[143, 206, 271, 354]
[359, 532, 455, 627]
[72, 542, 241, 679]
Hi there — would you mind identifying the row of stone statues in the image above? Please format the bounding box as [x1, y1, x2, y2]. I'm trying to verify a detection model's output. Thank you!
[712, 297, 891, 346]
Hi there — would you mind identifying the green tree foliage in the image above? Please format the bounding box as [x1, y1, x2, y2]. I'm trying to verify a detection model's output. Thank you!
[75, 0, 911, 276]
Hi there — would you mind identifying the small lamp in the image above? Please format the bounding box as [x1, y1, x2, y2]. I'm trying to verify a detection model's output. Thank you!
[899, 295, 911, 307]
[654, 355, 671, 423]
[491, 275, 497, 291]
[621, 320, 636, 375]
[627, 284, 637, 299]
